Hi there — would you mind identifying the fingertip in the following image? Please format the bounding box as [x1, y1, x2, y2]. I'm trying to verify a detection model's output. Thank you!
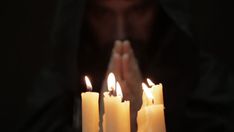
[123, 40, 132, 53]
[123, 40, 130, 48]
[114, 52, 121, 60]
[114, 40, 123, 54]
[123, 40, 130, 45]
[115, 40, 122, 44]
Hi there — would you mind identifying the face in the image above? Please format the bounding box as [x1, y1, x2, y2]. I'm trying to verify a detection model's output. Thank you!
[86, 0, 158, 55]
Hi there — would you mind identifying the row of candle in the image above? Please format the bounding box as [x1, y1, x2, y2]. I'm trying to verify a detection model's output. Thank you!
[81, 73, 166, 132]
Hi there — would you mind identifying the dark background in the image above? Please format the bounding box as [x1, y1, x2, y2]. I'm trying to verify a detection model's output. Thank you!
[2, 0, 57, 131]
[2, 0, 234, 131]
[192, 0, 234, 64]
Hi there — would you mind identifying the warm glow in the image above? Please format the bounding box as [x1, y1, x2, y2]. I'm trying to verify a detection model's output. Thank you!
[142, 83, 154, 100]
[84, 76, 92, 91]
[116, 82, 123, 98]
[147, 78, 155, 87]
[107, 72, 116, 92]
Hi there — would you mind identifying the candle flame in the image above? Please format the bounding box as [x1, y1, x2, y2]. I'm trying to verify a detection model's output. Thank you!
[147, 78, 155, 86]
[107, 72, 116, 92]
[116, 82, 123, 98]
[142, 83, 154, 100]
[84, 76, 92, 91]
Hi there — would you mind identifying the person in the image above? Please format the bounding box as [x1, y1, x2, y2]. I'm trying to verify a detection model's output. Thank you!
[78, 1, 195, 131]
[19, 0, 234, 132]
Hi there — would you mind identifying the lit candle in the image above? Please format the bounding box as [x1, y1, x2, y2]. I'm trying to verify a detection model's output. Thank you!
[81, 76, 99, 132]
[102, 73, 131, 132]
[137, 81, 166, 132]
[147, 79, 164, 105]
[142, 79, 164, 107]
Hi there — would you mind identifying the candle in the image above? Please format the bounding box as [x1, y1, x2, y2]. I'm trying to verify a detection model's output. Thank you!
[142, 79, 164, 107]
[82, 76, 99, 132]
[137, 81, 166, 132]
[102, 73, 131, 132]
[147, 79, 164, 105]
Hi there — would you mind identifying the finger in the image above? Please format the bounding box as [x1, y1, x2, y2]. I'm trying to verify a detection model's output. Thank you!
[122, 53, 130, 81]
[123, 40, 132, 55]
[106, 53, 122, 78]
[122, 51, 139, 81]
[113, 40, 123, 55]
[108, 40, 123, 74]
[122, 53, 140, 81]
[113, 53, 122, 80]
[122, 49, 142, 95]
[110, 40, 123, 80]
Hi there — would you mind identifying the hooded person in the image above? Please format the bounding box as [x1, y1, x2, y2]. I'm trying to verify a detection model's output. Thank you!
[19, 0, 234, 132]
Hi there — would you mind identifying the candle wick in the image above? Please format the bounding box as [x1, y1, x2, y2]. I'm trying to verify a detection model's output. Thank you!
[109, 90, 115, 96]
[108, 88, 118, 97]
[108, 91, 112, 96]
[152, 99, 154, 104]
[87, 88, 92, 92]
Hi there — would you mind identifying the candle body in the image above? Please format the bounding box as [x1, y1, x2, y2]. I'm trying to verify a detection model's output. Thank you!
[82, 92, 99, 132]
[103, 92, 131, 132]
[137, 105, 166, 132]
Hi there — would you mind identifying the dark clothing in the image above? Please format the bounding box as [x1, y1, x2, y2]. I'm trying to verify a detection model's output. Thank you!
[20, 0, 234, 132]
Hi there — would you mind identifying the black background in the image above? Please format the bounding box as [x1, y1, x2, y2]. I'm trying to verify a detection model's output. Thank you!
[2, 0, 234, 131]
[2, 0, 57, 131]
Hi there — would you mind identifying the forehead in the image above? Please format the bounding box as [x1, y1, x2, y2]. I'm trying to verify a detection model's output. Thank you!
[90, 0, 151, 4]
[89, 0, 153, 8]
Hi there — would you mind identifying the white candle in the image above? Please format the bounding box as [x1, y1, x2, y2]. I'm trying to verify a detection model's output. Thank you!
[137, 81, 166, 132]
[102, 73, 131, 132]
[142, 79, 164, 106]
[82, 76, 99, 132]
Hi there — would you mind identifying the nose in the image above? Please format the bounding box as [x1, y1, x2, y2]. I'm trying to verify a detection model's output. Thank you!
[115, 15, 127, 40]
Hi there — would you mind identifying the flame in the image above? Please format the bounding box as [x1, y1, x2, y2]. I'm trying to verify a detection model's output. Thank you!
[142, 83, 154, 100]
[84, 76, 92, 91]
[116, 82, 123, 98]
[147, 78, 155, 86]
[107, 72, 116, 92]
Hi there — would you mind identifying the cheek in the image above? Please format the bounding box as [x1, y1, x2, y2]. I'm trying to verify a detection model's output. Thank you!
[88, 15, 115, 44]
[128, 11, 155, 41]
